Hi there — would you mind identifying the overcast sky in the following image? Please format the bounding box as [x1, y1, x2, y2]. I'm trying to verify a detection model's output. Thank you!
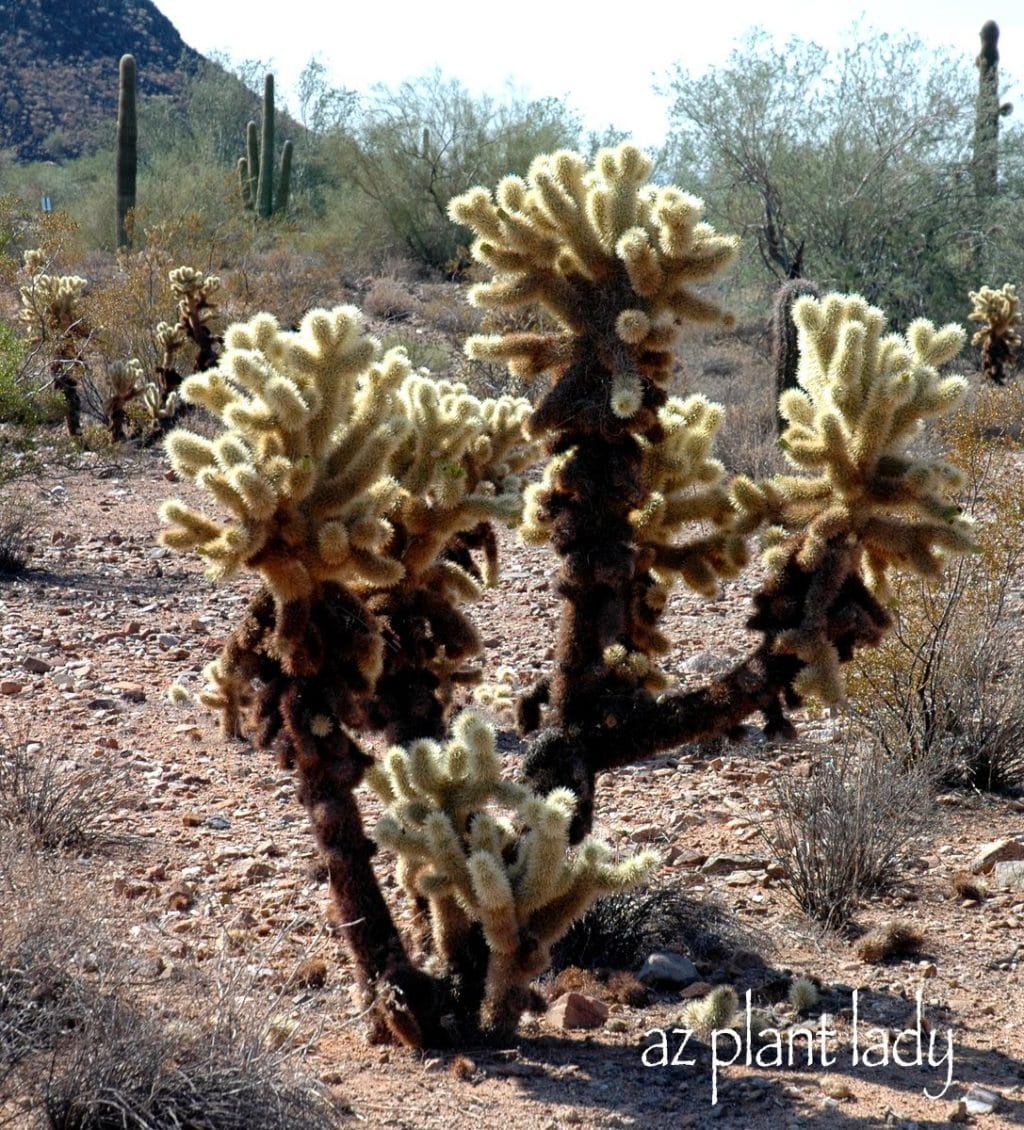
[152, 1, 1023, 147]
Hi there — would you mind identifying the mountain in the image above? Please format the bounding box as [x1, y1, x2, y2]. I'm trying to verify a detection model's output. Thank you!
[0, 0, 204, 162]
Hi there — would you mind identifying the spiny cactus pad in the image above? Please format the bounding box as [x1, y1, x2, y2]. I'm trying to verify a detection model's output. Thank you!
[449, 144, 738, 433]
[732, 293, 976, 700]
[367, 710, 658, 1036]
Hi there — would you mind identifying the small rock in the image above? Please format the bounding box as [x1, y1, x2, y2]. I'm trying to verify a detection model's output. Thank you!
[547, 992, 608, 1030]
[963, 1086, 1000, 1115]
[167, 884, 195, 911]
[629, 824, 664, 844]
[181, 812, 204, 828]
[113, 878, 150, 900]
[0, 681, 24, 696]
[993, 861, 1024, 890]
[683, 651, 731, 674]
[701, 852, 768, 875]
[156, 633, 180, 649]
[23, 656, 51, 674]
[637, 951, 699, 988]
[680, 980, 715, 999]
[971, 839, 1024, 875]
[204, 815, 231, 830]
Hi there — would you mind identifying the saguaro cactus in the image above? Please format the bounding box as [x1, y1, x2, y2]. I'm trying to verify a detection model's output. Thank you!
[115, 54, 137, 249]
[238, 75, 293, 218]
[973, 20, 1012, 199]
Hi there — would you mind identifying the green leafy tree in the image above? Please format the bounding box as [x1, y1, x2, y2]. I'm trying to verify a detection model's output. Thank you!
[663, 27, 976, 322]
[332, 70, 584, 268]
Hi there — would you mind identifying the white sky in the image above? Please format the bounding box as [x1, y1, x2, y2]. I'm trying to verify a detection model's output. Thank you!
[152, 1, 1024, 147]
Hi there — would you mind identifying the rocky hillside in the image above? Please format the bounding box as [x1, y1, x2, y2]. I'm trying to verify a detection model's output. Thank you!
[0, 0, 204, 161]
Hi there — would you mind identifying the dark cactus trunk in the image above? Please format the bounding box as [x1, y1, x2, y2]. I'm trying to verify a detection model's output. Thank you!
[256, 75, 275, 218]
[974, 21, 1002, 200]
[115, 54, 137, 249]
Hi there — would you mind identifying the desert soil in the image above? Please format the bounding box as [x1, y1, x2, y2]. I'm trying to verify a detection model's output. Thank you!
[1, 442, 1022, 1130]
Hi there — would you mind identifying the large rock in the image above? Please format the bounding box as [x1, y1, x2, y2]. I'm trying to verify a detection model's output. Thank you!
[970, 839, 1024, 875]
[637, 951, 699, 988]
[547, 992, 608, 1030]
[992, 860, 1024, 890]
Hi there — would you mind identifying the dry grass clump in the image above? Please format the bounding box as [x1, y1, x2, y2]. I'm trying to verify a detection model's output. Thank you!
[950, 872, 988, 902]
[759, 741, 933, 928]
[854, 920, 926, 964]
[0, 732, 133, 851]
[363, 276, 423, 322]
[0, 490, 39, 575]
[0, 838, 347, 1129]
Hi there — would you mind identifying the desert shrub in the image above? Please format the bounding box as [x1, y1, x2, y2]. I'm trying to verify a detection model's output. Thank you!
[363, 276, 423, 322]
[0, 490, 39, 575]
[38, 997, 342, 1130]
[849, 554, 1024, 793]
[758, 740, 934, 927]
[0, 733, 133, 850]
[330, 71, 583, 268]
[552, 884, 756, 972]
[0, 318, 63, 427]
[848, 425, 1024, 792]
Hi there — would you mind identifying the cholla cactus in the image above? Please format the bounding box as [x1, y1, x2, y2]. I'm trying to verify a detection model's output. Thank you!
[682, 985, 738, 1041]
[368, 709, 658, 1039]
[159, 304, 535, 1046]
[733, 294, 975, 702]
[968, 283, 1021, 385]
[104, 357, 146, 440]
[365, 378, 536, 740]
[450, 146, 744, 833]
[18, 252, 91, 436]
[169, 266, 222, 373]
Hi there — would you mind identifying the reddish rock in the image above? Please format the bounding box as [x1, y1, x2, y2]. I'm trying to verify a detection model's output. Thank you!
[548, 992, 609, 1030]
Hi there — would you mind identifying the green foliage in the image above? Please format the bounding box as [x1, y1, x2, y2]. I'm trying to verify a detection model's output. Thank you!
[0, 320, 39, 425]
[663, 27, 976, 323]
[331, 71, 584, 268]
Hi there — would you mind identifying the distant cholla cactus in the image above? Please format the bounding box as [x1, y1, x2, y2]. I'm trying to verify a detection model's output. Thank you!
[18, 251, 91, 436]
[168, 266, 222, 374]
[368, 709, 658, 1039]
[968, 283, 1021, 385]
[733, 294, 976, 702]
[104, 357, 146, 440]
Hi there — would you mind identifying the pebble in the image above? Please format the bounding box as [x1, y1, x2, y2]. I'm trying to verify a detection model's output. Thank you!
[637, 951, 699, 988]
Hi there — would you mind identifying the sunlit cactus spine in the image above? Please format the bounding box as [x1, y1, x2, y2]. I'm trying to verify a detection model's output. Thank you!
[368, 710, 658, 1040]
